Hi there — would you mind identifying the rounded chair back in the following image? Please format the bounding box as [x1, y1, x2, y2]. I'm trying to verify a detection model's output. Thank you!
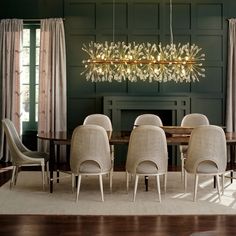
[2, 119, 30, 164]
[133, 114, 163, 128]
[181, 113, 209, 127]
[83, 114, 112, 138]
[185, 125, 227, 174]
[126, 125, 168, 174]
[70, 125, 111, 174]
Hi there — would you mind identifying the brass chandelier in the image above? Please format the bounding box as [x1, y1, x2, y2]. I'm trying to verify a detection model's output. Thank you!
[81, 0, 205, 83]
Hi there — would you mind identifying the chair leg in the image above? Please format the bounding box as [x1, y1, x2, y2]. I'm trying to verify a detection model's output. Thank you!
[181, 153, 185, 181]
[193, 174, 199, 202]
[156, 175, 161, 202]
[46, 161, 49, 184]
[76, 175, 81, 203]
[72, 173, 75, 193]
[126, 172, 129, 193]
[10, 166, 17, 189]
[163, 173, 167, 194]
[99, 175, 104, 202]
[41, 164, 45, 191]
[109, 170, 113, 193]
[216, 175, 221, 202]
[14, 166, 19, 185]
[221, 173, 225, 195]
[56, 144, 60, 183]
[133, 175, 139, 202]
[184, 170, 187, 193]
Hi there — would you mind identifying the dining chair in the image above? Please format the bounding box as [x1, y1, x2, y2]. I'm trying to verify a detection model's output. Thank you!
[133, 114, 163, 128]
[184, 125, 227, 202]
[180, 113, 209, 179]
[70, 124, 112, 202]
[133, 114, 163, 191]
[126, 125, 168, 202]
[83, 114, 114, 191]
[2, 119, 49, 190]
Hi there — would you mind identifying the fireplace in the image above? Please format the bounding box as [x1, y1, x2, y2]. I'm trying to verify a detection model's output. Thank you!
[103, 96, 190, 130]
[103, 96, 190, 168]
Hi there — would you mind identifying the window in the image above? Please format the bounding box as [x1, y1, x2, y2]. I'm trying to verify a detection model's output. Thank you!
[20, 25, 40, 134]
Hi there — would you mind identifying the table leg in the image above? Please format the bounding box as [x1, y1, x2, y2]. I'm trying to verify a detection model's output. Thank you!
[56, 144, 60, 183]
[145, 176, 148, 191]
[49, 140, 55, 193]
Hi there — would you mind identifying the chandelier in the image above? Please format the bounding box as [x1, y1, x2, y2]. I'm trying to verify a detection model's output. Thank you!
[81, 0, 205, 83]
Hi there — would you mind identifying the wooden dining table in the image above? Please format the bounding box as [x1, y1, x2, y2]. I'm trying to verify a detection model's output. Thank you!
[38, 127, 236, 193]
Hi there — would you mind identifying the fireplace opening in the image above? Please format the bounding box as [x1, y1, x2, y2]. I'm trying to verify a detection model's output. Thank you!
[120, 109, 173, 131]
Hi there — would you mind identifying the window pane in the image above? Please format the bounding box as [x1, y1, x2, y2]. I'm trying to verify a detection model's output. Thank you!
[36, 47, 40, 65]
[35, 65, 39, 84]
[21, 106, 29, 122]
[22, 47, 30, 65]
[36, 29, 40, 46]
[22, 85, 29, 103]
[22, 66, 30, 84]
[21, 85, 29, 122]
[35, 85, 39, 103]
[23, 29, 30, 46]
[35, 103, 38, 122]
[20, 26, 41, 130]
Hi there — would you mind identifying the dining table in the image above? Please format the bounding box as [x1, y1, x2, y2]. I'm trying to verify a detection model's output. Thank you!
[37, 126, 236, 193]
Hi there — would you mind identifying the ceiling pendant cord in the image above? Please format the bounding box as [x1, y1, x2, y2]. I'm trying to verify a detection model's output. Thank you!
[169, 0, 174, 45]
[113, 0, 115, 42]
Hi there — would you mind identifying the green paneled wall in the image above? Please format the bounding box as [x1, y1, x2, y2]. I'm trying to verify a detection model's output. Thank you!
[1, 0, 236, 166]
[64, 0, 229, 132]
[1, 0, 235, 130]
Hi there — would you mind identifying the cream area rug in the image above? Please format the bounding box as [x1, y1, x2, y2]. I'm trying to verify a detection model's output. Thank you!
[0, 171, 236, 215]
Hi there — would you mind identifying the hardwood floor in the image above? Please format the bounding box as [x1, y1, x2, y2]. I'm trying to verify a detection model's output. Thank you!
[1, 161, 236, 236]
[0, 215, 236, 236]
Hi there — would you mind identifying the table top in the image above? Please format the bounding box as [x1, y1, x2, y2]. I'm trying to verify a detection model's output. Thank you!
[37, 127, 236, 145]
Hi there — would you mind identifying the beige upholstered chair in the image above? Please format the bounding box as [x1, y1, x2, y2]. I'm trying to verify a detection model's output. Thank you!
[180, 113, 209, 179]
[126, 125, 168, 202]
[184, 125, 227, 202]
[133, 114, 163, 191]
[83, 114, 114, 190]
[83, 114, 112, 138]
[2, 119, 49, 190]
[70, 124, 112, 202]
[133, 114, 163, 128]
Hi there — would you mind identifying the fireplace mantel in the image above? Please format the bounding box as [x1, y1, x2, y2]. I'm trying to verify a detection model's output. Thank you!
[103, 96, 190, 131]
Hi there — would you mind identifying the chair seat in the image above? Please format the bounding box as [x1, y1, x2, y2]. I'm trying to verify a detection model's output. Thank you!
[136, 161, 158, 174]
[23, 151, 49, 161]
[79, 161, 102, 173]
[196, 161, 218, 173]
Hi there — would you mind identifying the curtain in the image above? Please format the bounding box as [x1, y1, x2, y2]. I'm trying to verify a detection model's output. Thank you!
[0, 19, 23, 161]
[226, 19, 236, 132]
[38, 18, 67, 153]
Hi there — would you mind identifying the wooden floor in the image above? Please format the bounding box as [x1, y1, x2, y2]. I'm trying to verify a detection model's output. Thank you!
[1, 162, 236, 236]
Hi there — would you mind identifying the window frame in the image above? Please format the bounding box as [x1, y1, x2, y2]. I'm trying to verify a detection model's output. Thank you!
[21, 24, 40, 134]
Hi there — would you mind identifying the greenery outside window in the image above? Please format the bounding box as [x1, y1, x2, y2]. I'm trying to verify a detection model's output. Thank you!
[21, 25, 40, 135]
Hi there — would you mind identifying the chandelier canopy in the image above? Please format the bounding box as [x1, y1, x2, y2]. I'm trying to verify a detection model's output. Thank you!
[82, 41, 205, 83]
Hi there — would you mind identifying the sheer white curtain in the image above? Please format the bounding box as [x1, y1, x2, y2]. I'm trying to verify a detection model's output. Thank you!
[0, 19, 23, 161]
[226, 19, 236, 132]
[38, 18, 67, 152]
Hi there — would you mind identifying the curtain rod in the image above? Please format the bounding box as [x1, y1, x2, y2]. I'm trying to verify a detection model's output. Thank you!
[23, 18, 65, 22]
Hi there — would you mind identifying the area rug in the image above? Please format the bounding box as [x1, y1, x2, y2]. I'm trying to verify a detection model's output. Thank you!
[0, 171, 236, 215]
